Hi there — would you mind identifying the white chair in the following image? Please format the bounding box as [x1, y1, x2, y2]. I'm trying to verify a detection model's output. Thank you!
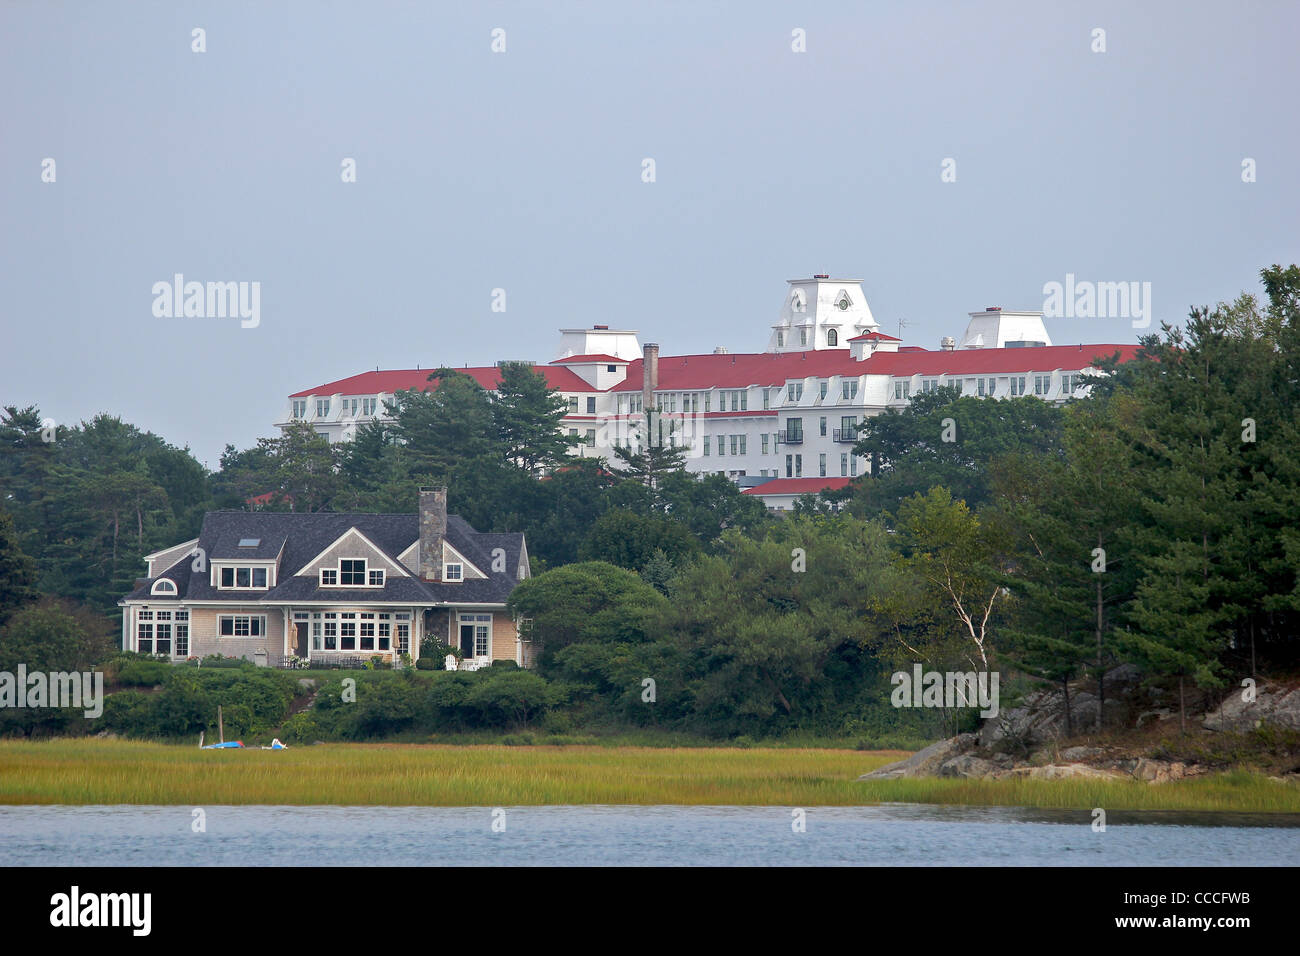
[444, 654, 458, 671]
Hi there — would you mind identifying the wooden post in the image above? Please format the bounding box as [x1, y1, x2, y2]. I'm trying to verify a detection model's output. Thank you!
[218, 705, 224, 744]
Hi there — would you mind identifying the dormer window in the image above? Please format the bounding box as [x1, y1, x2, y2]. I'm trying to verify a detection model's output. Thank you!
[339, 559, 366, 585]
[444, 563, 463, 582]
[320, 559, 385, 587]
[218, 566, 269, 590]
[827, 329, 838, 346]
[151, 579, 177, 596]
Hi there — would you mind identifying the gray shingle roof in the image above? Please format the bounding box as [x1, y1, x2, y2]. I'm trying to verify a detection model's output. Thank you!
[121, 511, 526, 608]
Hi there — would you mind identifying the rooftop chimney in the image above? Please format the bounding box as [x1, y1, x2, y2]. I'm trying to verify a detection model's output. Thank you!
[418, 487, 447, 582]
[642, 343, 659, 414]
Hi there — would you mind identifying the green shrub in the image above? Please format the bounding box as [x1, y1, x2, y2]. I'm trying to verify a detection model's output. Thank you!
[500, 732, 536, 746]
[116, 660, 172, 687]
[415, 658, 436, 670]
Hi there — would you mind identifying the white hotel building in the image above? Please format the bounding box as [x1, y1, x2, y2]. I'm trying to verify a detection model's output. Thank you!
[277, 276, 1138, 509]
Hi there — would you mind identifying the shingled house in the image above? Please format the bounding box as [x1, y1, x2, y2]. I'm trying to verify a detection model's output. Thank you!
[118, 489, 533, 668]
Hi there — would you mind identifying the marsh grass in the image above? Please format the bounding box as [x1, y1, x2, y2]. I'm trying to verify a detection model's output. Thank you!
[1, 739, 1296, 811]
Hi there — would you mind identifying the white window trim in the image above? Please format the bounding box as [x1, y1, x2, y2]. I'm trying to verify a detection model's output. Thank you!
[318, 558, 387, 588]
[150, 579, 178, 596]
[294, 527, 407, 578]
[218, 614, 268, 638]
[214, 563, 274, 591]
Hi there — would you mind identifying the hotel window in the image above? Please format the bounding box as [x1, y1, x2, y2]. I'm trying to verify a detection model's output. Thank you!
[819, 381, 828, 401]
[850, 455, 858, 477]
[701, 392, 709, 412]
[219, 615, 265, 637]
[292, 400, 307, 419]
[1033, 375, 1048, 396]
[777, 330, 784, 348]
[841, 453, 849, 477]
[819, 453, 827, 477]
[799, 329, 807, 347]
[585, 428, 596, 446]
[586, 397, 597, 414]
[703, 436, 710, 456]
[827, 329, 838, 346]
[842, 381, 858, 400]
[444, 563, 463, 581]
[717, 436, 725, 456]
[368, 569, 385, 586]
[787, 383, 803, 402]
[730, 435, 738, 455]
[841, 416, 858, 439]
[922, 378, 939, 393]
[1010, 376, 1027, 396]
[739, 390, 748, 411]
[738, 435, 747, 454]
[568, 396, 579, 413]
[795, 454, 803, 477]
[819, 416, 827, 437]
[762, 389, 770, 410]
[607, 365, 616, 372]
[316, 399, 330, 418]
[786, 454, 793, 478]
[977, 378, 986, 396]
[761, 434, 769, 454]
[784, 418, 803, 442]
[362, 397, 377, 415]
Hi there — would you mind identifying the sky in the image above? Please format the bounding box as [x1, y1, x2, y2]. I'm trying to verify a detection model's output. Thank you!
[2, 0, 1297, 467]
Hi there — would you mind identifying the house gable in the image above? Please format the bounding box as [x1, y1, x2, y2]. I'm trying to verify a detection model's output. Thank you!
[293, 527, 409, 580]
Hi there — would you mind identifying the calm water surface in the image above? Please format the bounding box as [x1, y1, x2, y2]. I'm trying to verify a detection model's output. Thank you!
[1, 804, 1296, 866]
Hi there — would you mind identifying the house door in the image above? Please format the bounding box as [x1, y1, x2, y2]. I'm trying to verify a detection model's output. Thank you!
[460, 624, 476, 658]
[294, 623, 307, 657]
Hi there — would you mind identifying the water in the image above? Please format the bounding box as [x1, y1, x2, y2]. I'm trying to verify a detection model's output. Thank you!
[2, 804, 1297, 866]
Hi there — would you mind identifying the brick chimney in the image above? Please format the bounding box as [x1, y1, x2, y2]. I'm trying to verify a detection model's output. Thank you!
[418, 487, 447, 582]
[642, 343, 660, 447]
[641, 343, 659, 412]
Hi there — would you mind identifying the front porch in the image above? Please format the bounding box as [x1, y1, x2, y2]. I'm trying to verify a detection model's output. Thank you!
[288, 607, 417, 665]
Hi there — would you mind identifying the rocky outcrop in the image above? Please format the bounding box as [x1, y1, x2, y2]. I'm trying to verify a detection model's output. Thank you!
[1203, 682, 1300, 733]
[979, 665, 1140, 748]
[860, 734, 979, 779]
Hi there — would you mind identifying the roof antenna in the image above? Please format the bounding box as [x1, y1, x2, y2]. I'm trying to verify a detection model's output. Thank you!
[897, 318, 910, 339]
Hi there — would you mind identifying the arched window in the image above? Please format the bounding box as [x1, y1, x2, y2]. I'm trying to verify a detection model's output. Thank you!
[827, 329, 838, 347]
[151, 579, 177, 596]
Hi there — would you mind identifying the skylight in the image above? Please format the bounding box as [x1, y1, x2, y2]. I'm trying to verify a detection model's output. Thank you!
[237, 538, 261, 548]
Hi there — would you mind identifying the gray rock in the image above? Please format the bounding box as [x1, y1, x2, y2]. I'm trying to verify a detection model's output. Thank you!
[1203, 683, 1300, 733]
[936, 754, 999, 779]
[858, 733, 978, 780]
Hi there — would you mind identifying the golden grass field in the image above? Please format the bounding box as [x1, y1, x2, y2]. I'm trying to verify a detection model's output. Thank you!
[1, 739, 1298, 811]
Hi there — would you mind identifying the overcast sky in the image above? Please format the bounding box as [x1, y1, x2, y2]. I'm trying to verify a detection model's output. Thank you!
[2, 1, 1297, 467]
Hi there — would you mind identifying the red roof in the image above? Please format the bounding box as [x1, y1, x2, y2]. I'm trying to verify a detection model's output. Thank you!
[549, 354, 628, 365]
[290, 365, 593, 398]
[848, 331, 901, 342]
[612, 351, 867, 391]
[742, 477, 853, 496]
[293, 344, 1141, 399]
[856, 343, 1140, 377]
